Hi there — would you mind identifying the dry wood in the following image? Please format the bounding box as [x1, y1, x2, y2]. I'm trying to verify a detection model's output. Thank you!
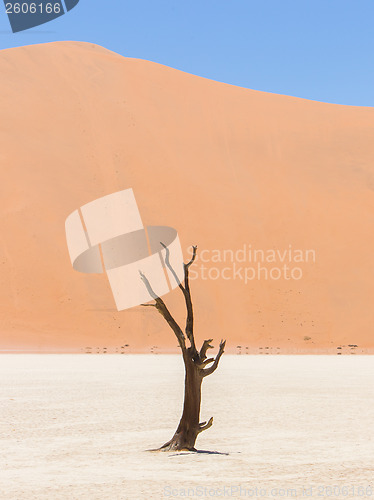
[140, 245, 226, 451]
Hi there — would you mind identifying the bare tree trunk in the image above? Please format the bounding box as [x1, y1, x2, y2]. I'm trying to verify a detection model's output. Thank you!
[140, 245, 225, 452]
[160, 350, 202, 451]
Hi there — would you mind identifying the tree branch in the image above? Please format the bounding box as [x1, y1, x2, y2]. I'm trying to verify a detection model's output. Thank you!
[197, 416, 213, 434]
[199, 339, 214, 361]
[139, 271, 186, 351]
[201, 340, 226, 377]
[194, 357, 214, 369]
[160, 243, 198, 354]
[186, 246, 198, 268]
[183, 246, 197, 351]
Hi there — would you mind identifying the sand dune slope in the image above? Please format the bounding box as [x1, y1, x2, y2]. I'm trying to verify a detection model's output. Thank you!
[0, 42, 373, 352]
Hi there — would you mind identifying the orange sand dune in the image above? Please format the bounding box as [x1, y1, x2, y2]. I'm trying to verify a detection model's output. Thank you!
[0, 41, 373, 354]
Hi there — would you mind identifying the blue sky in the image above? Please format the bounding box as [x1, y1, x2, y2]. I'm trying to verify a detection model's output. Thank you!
[0, 0, 373, 106]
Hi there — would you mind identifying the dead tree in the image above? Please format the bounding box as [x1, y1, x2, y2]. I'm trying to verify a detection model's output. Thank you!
[140, 245, 226, 451]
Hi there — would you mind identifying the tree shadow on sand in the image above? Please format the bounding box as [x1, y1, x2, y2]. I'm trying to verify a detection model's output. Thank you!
[167, 449, 231, 456]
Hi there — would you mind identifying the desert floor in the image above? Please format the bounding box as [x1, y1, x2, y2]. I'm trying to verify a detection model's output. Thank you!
[1, 355, 373, 499]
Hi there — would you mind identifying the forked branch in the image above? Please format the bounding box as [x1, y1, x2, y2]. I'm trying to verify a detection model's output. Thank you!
[199, 339, 214, 361]
[201, 339, 226, 377]
[197, 417, 213, 434]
